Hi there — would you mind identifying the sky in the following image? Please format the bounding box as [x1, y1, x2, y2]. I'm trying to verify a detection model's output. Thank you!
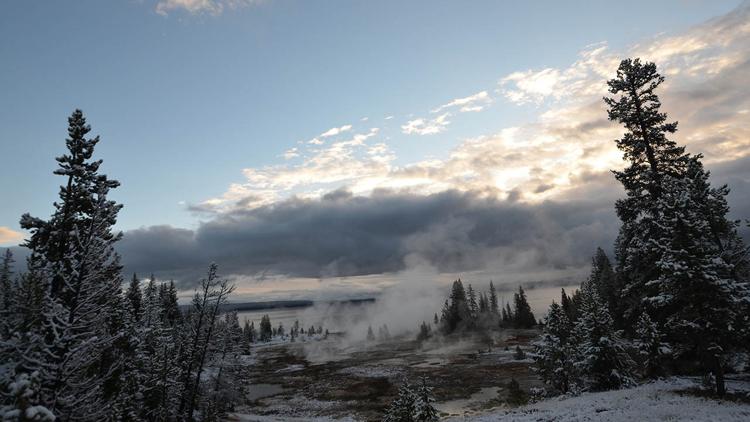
[1, 0, 749, 301]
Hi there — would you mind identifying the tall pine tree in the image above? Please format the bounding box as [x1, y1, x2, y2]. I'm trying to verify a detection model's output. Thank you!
[605, 58, 750, 396]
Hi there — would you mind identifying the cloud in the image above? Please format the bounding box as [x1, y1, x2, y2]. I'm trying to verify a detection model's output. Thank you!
[282, 147, 299, 160]
[206, 3, 750, 214]
[401, 113, 451, 135]
[162, 3, 750, 293]
[0, 227, 24, 246]
[319, 124, 353, 138]
[155, 0, 262, 16]
[432, 91, 493, 113]
[498, 43, 613, 105]
[119, 190, 619, 289]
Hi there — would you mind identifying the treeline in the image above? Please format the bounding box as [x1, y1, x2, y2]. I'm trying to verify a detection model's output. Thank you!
[417, 280, 537, 341]
[534, 58, 750, 397]
[0, 111, 243, 421]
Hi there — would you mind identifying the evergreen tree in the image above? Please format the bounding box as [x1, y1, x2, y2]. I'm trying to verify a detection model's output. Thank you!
[587, 248, 617, 316]
[0, 249, 15, 337]
[15, 109, 125, 420]
[489, 281, 499, 315]
[466, 284, 479, 320]
[504, 303, 513, 325]
[126, 273, 143, 323]
[533, 302, 575, 393]
[478, 293, 488, 314]
[605, 58, 750, 396]
[161, 280, 182, 326]
[571, 283, 634, 391]
[560, 288, 576, 322]
[416, 321, 431, 343]
[259, 315, 272, 342]
[367, 325, 375, 341]
[441, 279, 471, 334]
[382, 381, 416, 422]
[413, 377, 438, 422]
[634, 312, 669, 379]
[177, 263, 235, 420]
[513, 286, 536, 328]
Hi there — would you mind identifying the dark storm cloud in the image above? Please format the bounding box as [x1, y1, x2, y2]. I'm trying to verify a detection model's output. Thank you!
[117, 189, 621, 288]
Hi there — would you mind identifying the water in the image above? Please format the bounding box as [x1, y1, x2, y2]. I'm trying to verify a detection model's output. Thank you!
[236, 284, 579, 330]
[237, 301, 371, 332]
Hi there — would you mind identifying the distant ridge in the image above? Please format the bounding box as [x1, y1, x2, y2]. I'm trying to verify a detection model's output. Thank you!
[214, 297, 376, 312]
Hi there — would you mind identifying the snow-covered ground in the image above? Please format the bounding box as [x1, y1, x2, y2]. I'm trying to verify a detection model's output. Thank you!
[449, 378, 750, 422]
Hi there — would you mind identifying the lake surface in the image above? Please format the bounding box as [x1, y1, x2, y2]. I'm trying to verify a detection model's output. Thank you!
[236, 284, 578, 332]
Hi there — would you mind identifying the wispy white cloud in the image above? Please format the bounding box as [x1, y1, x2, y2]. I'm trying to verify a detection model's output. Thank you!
[319, 124, 353, 138]
[282, 147, 299, 160]
[401, 113, 451, 135]
[155, 0, 262, 16]
[432, 90, 492, 113]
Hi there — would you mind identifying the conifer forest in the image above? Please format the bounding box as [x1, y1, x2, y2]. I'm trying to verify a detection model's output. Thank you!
[1, 2, 750, 421]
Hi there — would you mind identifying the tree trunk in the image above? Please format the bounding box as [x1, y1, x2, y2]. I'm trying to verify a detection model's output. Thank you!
[714, 355, 726, 397]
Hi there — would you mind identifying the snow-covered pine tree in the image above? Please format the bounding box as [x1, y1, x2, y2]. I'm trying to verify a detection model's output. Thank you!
[605, 58, 750, 396]
[126, 273, 143, 323]
[161, 280, 182, 326]
[0, 371, 55, 421]
[560, 288, 576, 322]
[139, 279, 180, 420]
[0, 249, 14, 314]
[177, 263, 235, 420]
[367, 325, 376, 341]
[634, 312, 669, 379]
[16, 110, 125, 420]
[571, 281, 634, 391]
[605, 59, 690, 325]
[413, 377, 438, 422]
[533, 302, 576, 393]
[382, 381, 416, 422]
[203, 311, 244, 419]
[0, 249, 16, 340]
[587, 248, 618, 317]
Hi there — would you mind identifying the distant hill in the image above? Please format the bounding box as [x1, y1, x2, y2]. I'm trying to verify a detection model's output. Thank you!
[200, 297, 376, 312]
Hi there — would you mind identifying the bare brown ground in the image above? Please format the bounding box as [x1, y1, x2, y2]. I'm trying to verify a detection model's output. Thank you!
[230, 329, 543, 421]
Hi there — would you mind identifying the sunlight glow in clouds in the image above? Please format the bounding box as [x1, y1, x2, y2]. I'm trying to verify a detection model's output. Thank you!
[0, 226, 24, 245]
[196, 4, 750, 219]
